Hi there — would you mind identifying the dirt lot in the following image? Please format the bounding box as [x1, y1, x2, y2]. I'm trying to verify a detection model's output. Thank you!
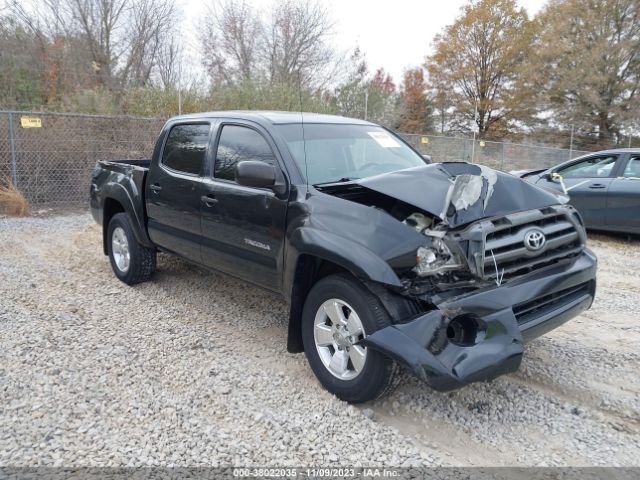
[0, 213, 638, 467]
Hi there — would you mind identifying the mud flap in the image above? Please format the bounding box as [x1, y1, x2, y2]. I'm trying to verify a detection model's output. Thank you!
[361, 309, 524, 391]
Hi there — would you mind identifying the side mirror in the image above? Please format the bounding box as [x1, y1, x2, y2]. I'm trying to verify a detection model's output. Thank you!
[422, 154, 432, 163]
[235, 160, 276, 188]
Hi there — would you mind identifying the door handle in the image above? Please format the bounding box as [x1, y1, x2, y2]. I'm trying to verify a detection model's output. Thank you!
[588, 183, 606, 189]
[201, 194, 218, 207]
[150, 183, 162, 193]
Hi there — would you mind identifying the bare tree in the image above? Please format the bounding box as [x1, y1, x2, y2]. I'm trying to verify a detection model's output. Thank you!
[121, 0, 177, 87]
[264, 0, 335, 88]
[66, 0, 127, 87]
[9, 0, 177, 90]
[0, 12, 48, 108]
[529, 0, 640, 146]
[4, 0, 83, 105]
[200, 0, 263, 84]
[156, 33, 182, 89]
[199, 0, 335, 89]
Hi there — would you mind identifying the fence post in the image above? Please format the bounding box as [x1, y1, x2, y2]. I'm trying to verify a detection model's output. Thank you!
[500, 142, 505, 171]
[7, 112, 18, 187]
[470, 132, 476, 163]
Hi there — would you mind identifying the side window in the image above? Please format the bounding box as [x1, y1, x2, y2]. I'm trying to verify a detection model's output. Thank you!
[161, 124, 210, 175]
[557, 155, 617, 178]
[623, 157, 640, 178]
[214, 125, 277, 182]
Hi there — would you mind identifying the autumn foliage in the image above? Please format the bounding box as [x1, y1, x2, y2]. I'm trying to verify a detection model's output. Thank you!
[1, 0, 639, 148]
[397, 68, 431, 134]
[426, 0, 532, 139]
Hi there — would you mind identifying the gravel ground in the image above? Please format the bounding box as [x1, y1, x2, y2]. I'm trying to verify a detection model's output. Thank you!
[0, 213, 638, 467]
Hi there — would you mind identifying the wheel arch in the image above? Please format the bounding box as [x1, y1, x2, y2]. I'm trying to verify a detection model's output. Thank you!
[287, 255, 350, 353]
[101, 185, 152, 255]
[285, 251, 418, 354]
[102, 197, 125, 255]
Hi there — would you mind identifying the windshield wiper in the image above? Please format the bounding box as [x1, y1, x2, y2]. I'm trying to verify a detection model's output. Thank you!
[313, 177, 360, 186]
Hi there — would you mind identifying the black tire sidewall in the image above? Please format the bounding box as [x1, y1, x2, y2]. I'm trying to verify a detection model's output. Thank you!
[301, 274, 392, 403]
[107, 213, 142, 284]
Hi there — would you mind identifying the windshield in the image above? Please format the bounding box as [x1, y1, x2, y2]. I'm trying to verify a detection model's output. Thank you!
[276, 123, 427, 185]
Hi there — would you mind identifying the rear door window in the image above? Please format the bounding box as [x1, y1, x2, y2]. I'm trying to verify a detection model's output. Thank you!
[161, 124, 210, 175]
[623, 157, 640, 178]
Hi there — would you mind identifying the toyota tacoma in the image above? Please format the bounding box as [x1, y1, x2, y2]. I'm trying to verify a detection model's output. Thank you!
[90, 111, 597, 403]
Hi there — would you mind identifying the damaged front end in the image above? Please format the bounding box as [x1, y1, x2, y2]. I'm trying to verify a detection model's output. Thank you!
[314, 162, 596, 391]
[360, 309, 524, 391]
[361, 249, 596, 391]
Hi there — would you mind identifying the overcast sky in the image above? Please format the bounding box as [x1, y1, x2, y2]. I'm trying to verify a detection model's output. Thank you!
[180, 0, 548, 83]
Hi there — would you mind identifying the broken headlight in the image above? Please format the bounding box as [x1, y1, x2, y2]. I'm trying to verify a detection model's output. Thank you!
[414, 238, 463, 276]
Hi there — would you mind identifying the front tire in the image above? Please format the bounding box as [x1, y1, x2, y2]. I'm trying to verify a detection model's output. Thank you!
[301, 274, 398, 403]
[107, 213, 156, 285]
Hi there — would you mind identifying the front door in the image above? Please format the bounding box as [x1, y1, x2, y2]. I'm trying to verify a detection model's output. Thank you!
[146, 122, 211, 262]
[200, 123, 288, 292]
[536, 154, 618, 228]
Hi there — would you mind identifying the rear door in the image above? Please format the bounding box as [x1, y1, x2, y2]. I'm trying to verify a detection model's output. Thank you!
[146, 122, 212, 262]
[200, 122, 288, 292]
[606, 155, 640, 232]
[536, 154, 618, 228]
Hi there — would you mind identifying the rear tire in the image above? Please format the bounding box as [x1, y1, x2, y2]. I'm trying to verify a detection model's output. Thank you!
[107, 213, 156, 285]
[301, 274, 398, 403]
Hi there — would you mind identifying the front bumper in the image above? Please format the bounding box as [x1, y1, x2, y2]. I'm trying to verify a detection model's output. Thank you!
[362, 249, 597, 391]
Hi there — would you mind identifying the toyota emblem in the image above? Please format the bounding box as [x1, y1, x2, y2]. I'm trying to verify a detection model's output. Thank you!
[524, 229, 546, 251]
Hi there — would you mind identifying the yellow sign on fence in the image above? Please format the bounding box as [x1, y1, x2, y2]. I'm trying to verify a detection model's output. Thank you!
[479, 140, 486, 147]
[21, 116, 42, 128]
[421, 136, 429, 144]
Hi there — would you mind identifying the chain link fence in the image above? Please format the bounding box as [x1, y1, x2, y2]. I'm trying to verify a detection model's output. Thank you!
[401, 134, 591, 172]
[0, 111, 164, 208]
[0, 111, 592, 208]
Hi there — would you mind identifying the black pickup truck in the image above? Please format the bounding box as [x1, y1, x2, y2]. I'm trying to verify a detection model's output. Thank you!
[90, 111, 597, 403]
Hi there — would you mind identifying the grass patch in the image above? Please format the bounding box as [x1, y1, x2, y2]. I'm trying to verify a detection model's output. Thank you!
[0, 177, 30, 216]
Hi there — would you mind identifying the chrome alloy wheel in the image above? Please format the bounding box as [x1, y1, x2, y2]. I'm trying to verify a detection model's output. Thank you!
[314, 298, 367, 380]
[111, 226, 131, 273]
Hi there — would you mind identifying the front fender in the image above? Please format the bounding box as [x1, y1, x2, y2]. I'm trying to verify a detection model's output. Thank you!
[284, 227, 403, 296]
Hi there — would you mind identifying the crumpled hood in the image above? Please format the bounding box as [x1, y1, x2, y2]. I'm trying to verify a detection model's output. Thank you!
[356, 163, 567, 227]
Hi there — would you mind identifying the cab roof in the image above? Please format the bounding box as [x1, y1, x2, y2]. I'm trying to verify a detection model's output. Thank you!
[168, 110, 377, 126]
[587, 148, 640, 154]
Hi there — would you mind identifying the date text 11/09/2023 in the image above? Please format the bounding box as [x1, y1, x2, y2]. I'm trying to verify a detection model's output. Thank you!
[232, 467, 400, 477]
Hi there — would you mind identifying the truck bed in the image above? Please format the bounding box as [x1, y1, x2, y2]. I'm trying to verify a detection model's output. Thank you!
[100, 159, 151, 170]
[90, 160, 152, 234]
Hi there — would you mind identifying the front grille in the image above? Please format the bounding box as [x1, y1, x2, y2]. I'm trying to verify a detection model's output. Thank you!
[482, 209, 583, 280]
[513, 281, 593, 325]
